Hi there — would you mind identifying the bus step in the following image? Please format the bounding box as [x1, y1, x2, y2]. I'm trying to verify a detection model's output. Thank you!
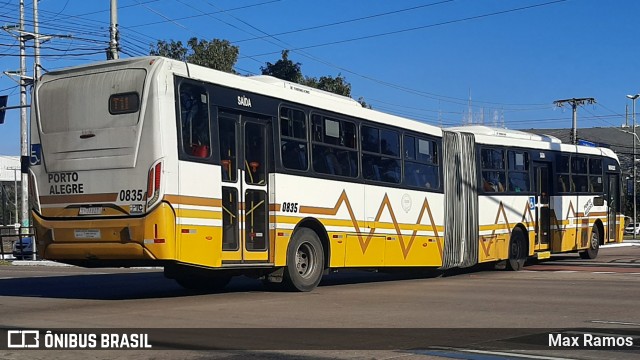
[535, 251, 551, 260]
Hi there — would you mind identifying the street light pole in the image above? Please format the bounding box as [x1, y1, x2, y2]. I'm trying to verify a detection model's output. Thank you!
[627, 94, 640, 239]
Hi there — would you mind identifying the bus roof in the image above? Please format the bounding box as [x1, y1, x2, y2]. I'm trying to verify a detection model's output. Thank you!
[446, 125, 562, 143]
[37, 56, 621, 163]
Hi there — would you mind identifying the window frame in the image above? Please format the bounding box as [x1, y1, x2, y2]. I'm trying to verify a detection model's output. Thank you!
[361, 124, 401, 184]
[176, 79, 214, 163]
[402, 133, 440, 190]
[310, 113, 359, 178]
[279, 106, 309, 172]
[506, 150, 531, 193]
[480, 147, 507, 193]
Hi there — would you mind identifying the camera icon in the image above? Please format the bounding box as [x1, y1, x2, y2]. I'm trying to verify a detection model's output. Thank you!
[7, 330, 40, 348]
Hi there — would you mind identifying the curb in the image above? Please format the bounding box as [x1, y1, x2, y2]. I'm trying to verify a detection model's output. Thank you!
[602, 242, 640, 248]
[10, 260, 73, 267]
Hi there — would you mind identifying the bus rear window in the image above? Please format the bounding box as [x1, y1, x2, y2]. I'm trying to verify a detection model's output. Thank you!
[109, 92, 140, 115]
[38, 68, 146, 134]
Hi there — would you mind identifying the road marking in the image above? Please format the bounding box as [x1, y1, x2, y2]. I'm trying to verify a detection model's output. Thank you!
[525, 265, 640, 274]
[590, 320, 640, 326]
[416, 347, 576, 360]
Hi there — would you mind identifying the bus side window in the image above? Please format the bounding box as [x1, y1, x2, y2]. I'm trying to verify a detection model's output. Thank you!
[180, 84, 210, 158]
[280, 107, 308, 171]
[218, 116, 237, 182]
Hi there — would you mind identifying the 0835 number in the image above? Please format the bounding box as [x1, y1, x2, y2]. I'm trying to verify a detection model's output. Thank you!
[281, 202, 299, 213]
[119, 189, 144, 202]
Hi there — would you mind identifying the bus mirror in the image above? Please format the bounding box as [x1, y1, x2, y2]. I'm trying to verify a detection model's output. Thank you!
[593, 196, 604, 206]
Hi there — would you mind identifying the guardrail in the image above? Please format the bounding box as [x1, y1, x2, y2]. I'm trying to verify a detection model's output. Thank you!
[0, 225, 36, 260]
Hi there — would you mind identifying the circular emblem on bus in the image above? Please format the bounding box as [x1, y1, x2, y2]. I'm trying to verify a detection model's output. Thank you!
[401, 194, 412, 213]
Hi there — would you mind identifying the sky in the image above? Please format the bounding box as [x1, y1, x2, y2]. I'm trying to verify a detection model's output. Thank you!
[1, 0, 639, 156]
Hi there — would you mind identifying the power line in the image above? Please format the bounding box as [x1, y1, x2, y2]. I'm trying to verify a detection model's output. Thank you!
[127, 0, 281, 29]
[233, 0, 565, 108]
[231, 0, 454, 44]
[243, 0, 567, 58]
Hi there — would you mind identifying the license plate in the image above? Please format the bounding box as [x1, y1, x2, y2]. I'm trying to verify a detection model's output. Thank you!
[79, 207, 103, 216]
[74, 229, 101, 239]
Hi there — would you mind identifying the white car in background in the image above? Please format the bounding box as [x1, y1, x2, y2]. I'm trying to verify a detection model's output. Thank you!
[624, 223, 640, 235]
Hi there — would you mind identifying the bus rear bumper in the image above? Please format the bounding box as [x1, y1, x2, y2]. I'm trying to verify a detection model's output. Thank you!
[32, 202, 176, 263]
[44, 242, 149, 260]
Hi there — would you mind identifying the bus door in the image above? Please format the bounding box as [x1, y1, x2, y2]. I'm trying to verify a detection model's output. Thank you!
[533, 162, 551, 250]
[218, 110, 270, 263]
[606, 173, 620, 242]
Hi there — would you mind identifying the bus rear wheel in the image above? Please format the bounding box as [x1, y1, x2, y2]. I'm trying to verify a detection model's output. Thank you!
[508, 227, 527, 271]
[579, 226, 600, 260]
[282, 228, 324, 292]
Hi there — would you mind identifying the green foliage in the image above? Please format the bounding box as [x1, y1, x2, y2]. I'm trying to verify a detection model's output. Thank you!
[150, 38, 239, 73]
[149, 39, 188, 61]
[302, 74, 352, 97]
[261, 50, 355, 98]
[150, 41, 363, 101]
[357, 97, 372, 109]
[0, 184, 17, 225]
[260, 50, 302, 83]
[186, 38, 238, 74]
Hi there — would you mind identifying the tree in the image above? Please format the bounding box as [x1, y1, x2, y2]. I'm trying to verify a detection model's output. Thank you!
[150, 38, 239, 73]
[357, 97, 372, 109]
[149, 40, 188, 61]
[261, 50, 357, 99]
[260, 50, 302, 83]
[302, 74, 351, 97]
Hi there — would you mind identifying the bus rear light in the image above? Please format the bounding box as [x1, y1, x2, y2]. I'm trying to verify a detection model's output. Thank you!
[154, 162, 162, 191]
[146, 161, 162, 207]
[147, 168, 154, 198]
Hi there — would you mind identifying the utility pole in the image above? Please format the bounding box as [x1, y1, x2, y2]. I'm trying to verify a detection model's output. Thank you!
[626, 104, 629, 128]
[108, 0, 119, 60]
[553, 97, 596, 145]
[627, 94, 640, 239]
[33, 0, 41, 79]
[18, 0, 29, 236]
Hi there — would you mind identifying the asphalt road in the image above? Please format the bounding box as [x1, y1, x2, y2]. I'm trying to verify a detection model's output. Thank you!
[1, 245, 639, 360]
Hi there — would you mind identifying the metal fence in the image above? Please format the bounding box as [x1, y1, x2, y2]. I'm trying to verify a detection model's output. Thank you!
[0, 225, 36, 261]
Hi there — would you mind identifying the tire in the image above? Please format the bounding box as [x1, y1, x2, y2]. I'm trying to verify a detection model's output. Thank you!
[507, 227, 527, 271]
[175, 275, 231, 292]
[579, 226, 600, 260]
[282, 228, 324, 292]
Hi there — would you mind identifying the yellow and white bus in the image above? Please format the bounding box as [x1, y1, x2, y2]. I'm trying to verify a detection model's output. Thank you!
[29, 57, 624, 291]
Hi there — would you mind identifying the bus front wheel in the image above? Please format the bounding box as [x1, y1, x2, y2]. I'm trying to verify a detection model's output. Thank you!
[508, 227, 527, 271]
[283, 228, 324, 292]
[579, 226, 600, 260]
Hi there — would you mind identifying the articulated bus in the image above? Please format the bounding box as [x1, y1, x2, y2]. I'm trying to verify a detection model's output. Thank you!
[29, 57, 624, 291]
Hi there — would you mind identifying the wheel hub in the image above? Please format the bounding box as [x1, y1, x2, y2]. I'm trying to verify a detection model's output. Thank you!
[296, 242, 315, 277]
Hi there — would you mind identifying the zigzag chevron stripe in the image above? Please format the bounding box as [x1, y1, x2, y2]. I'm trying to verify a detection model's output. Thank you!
[300, 190, 442, 259]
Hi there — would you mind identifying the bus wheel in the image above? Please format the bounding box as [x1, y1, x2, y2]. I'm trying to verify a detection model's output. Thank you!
[283, 228, 324, 292]
[580, 226, 600, 260]
[175, 275, 231, 292]
[508, 227, 527, 271]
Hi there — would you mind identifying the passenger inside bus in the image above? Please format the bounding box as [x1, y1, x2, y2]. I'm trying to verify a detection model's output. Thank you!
[281, 142, 307, 170]
[482, 172, 505, 192]
[323, 148, 342, 176]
